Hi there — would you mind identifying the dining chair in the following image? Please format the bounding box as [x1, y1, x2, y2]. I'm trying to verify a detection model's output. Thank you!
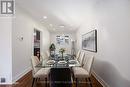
[73, 56, 94, 87]
[46, 50, 50, 57]
[41, 52, 49, 61]
[31, 56, 50, 87]
[75, 50, 81, 60]
[78, 51, 85, 66]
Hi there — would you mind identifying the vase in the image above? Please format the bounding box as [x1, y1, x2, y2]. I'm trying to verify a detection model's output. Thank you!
[61, 52, 63, 58]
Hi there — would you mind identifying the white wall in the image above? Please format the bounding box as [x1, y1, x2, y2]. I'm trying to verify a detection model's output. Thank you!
[0, 17, 12, 84]
[12, 6, 50, 82]
[76, 0, 130, 87]
[50, 32, 76, 54]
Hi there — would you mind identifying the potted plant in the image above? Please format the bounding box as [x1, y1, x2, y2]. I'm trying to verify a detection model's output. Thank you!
[59, 48, 65, 58]
[49, 43, 56, 57]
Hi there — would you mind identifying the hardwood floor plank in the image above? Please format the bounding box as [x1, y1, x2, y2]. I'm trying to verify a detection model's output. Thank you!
[0, 71, 103, 87]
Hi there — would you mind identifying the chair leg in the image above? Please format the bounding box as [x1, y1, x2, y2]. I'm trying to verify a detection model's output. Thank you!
[36, 78, 38, 82]
[72, 72, 75, 81]
[75, 78, 78, 87]
[32, 78, 35, 87]
[88, 78, 92, 87]
[38, 78, 40, 81]
[45, 78, 47, 87]
[85, 78, 88, 86]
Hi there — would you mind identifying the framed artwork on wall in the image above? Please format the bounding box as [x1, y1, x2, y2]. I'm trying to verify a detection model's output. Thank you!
[82, 30, 97, 52]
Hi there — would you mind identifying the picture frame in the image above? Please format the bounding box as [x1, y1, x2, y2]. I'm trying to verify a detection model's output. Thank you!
[82, 30, 97, 52]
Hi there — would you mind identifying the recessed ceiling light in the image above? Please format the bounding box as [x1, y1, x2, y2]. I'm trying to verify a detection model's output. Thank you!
[49, 24, 53, 27]
[43, 16, 47, 19]
[59, 25, 65, 28]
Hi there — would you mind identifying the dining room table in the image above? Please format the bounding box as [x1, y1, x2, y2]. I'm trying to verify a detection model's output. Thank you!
[36, 54, 81, 87]
[36, 54, 81, 68]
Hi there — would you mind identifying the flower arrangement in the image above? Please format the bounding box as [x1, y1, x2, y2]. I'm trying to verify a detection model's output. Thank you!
[59, 48, 65, 53]
[59, 48, 65, 58]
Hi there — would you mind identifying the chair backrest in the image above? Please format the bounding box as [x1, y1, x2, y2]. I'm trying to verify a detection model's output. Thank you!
[76, 50, 81, 60]
[40, 55, 43, 62]
[83, 56, 94, 76]
[78, 51, 85, 66]
[31, 56, 40, 75]
[41, 52, 49, 60]
[46, 50, 50, 57]
[82, 53, 88, 66]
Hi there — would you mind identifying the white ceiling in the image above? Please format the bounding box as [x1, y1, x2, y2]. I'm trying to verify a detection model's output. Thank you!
[16, 0, 97, 33]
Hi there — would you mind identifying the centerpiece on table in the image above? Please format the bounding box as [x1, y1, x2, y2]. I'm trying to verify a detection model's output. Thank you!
[59, 48, 65, 58]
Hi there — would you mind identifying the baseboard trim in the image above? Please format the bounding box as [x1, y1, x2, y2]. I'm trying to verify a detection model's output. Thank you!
[12, 66, 32, 84]
[0, 83, 12, 85]
[92, 71, 110, 87]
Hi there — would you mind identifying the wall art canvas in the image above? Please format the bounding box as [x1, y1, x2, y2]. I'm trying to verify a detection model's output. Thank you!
[82, 30, 97, 52]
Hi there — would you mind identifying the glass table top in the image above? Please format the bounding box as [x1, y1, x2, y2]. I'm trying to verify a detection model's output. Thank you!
[36, 55, 81, 68]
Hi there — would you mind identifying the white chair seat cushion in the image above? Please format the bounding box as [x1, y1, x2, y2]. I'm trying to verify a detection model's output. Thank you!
[34, 68, 50, 78]
[73, 67, 89, 78]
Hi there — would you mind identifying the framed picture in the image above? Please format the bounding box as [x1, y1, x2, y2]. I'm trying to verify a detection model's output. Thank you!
[82, 30, 97, 52]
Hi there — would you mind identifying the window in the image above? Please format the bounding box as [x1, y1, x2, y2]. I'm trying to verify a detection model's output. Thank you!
[56, 35, 69, 45]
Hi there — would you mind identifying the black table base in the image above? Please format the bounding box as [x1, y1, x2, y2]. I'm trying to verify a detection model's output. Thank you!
[49, 68, 72, 87]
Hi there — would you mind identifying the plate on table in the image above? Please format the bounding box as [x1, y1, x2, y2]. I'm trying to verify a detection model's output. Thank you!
[69, 60, 77, 64]
[46, 60, 55, 64]
[58, 61, 67, 64]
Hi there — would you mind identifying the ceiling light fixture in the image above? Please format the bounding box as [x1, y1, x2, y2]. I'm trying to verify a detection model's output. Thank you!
[43, 16, 47, 19]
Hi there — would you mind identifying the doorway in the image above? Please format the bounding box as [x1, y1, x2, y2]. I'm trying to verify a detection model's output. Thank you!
[33, 29, 41, 59]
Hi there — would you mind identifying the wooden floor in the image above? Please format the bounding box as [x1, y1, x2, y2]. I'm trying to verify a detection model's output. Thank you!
[0, 71, 103, 87]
